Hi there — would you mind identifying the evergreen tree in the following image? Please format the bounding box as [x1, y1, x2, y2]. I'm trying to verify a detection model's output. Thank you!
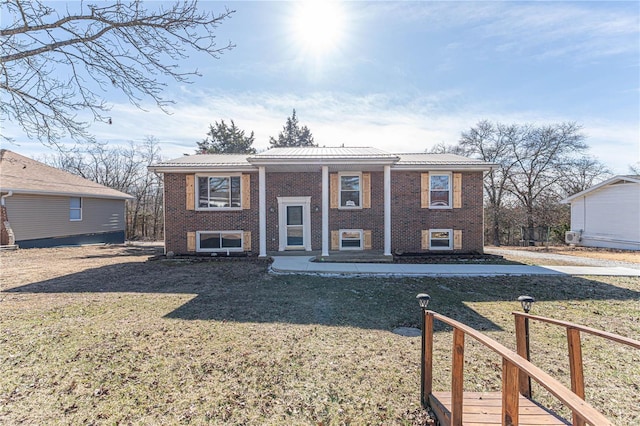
[269, 109, 316, 147]
[196, 120, 256, 154]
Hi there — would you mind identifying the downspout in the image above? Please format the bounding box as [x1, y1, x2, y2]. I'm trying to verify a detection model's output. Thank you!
[1, 191, 12, 206]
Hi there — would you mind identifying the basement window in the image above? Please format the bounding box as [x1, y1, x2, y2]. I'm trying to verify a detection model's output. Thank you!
[340, 229, 363, 250]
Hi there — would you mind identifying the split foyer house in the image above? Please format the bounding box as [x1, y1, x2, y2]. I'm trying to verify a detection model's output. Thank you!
[150, 147, 494, 256]
[0, 150, 132, 248]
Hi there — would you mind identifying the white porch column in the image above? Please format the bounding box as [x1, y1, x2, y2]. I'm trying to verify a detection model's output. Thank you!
[258, 166, 267, 257]
[322, 165, 329, 256]
[384, 165, 392, 256]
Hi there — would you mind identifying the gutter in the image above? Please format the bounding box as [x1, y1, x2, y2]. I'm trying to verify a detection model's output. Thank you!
[1, 191, 12, 205]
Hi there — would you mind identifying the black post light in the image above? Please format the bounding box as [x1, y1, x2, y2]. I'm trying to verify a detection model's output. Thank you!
[518, 295, 535, 396]
[416, 293, 431, 408]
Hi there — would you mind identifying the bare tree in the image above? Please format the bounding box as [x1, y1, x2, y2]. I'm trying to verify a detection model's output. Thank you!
[558, 156, 611, 197]
[1, 1, 234, 146]
[459, 120, 522, 246]
[506, 122, 588, 239]
[44, 137, 164, 240]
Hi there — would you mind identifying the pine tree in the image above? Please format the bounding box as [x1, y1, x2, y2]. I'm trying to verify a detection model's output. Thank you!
[196, 120, 256, 154]
[269, 109, 316, 147]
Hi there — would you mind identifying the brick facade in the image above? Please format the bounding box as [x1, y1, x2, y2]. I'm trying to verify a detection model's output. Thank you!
[163, 169, 485, 255]
[163, 173, 260, 254]
[390, 171, 484, 252]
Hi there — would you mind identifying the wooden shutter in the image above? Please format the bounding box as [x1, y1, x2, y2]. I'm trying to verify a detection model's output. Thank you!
[453, 173, 462, 209]
[363, 230, 372, 250]
[187, 231, 196, 252]
[242, 174, 251, 209]
[330, 174, 339, 209]
[186, 175, 195, 210]
[421, 230, 429, 250]
[331, 230, 339, 250]
[454, 230, 463, 250]
[421, 172, 429, 208]
[243, 231, 252, 251]
[362, 173, 371, 209]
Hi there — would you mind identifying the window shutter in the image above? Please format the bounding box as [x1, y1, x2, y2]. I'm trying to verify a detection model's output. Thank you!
[362, 173, 371, 209]
[453, 173, 462, 208]
[363, 230, 372, 250]
[421, 230, 429, 250]
[187, 231, 196, 252]
[243, 231, 252, 251]
[331, 230, 339, 250]
[186, 175, 195, 210]
[421, 173, 429, 208]
[330, 174, 338, 209]
[242, 174, 251, 209]
[454, 230, 462, 250]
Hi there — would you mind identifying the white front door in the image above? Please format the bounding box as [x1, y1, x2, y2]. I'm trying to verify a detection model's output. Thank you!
[278, 197, 312, 251]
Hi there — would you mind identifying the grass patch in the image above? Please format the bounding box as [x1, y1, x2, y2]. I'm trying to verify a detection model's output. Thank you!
[1, 246, 639, 425]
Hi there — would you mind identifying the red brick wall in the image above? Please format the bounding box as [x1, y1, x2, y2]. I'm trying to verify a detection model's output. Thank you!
[390, 171, 485, 252]
[264, 171, 323, 251]
[330, 171, 385, 250]
[162, 169, 485, 254]
[163, 173, 259, 254]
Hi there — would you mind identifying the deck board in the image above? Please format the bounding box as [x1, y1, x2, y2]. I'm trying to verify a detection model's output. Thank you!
[430, 392, 570, 425]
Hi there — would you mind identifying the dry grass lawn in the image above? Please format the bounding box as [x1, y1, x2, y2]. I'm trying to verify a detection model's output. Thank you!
[1, 245, 638, 425]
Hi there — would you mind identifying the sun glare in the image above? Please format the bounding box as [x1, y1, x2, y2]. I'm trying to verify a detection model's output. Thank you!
[292, 1, 346, 56]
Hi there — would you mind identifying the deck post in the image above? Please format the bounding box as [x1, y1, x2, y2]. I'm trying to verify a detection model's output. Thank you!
[421, 311, 434, 407]
[451, 328, 465, 426]
[502, 359, 520, 426]
[567, 327, 585, 426]
[514, 314, 531, 398]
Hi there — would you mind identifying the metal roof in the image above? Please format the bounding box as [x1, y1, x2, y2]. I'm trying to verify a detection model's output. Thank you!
[252, 147, 398, 159]
[149, 147, 496, 172]
[0, 150, 133, 199]
[395, 153, 495, 166]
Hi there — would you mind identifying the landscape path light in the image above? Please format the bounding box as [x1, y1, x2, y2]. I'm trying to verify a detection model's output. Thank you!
[518, 295, 535, 397]
[416, 293, 431, 408]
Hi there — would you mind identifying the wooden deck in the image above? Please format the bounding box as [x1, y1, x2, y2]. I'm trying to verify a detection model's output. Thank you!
[429, 392, 569, 426]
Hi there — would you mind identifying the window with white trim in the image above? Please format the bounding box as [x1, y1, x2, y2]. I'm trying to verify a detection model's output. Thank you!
[429, 229, 453, 250]
[339, 173, 361, 208]
[340, 229, 363, 250]
[429, 173, 451, 208]
[196, 231, 243, 252]
[70, 197, 82, 221]
[197, 175, 241, 209]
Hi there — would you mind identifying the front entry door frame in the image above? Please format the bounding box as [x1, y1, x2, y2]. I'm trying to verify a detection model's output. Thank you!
[277, 196, 312, 251]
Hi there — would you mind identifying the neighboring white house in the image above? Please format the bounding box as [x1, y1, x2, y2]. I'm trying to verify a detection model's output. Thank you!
[561, 175, 640, 251]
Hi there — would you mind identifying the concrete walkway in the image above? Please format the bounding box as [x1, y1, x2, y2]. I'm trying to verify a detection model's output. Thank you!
[271, 256, 640, 277]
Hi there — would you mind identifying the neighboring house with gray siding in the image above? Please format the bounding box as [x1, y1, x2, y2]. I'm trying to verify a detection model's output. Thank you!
[561, 175, 640, 251]
[0, 150, 132, 248]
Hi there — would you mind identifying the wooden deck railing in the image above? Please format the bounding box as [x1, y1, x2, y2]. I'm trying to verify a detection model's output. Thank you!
[421, 310, 613, 426]
[513, 312, 640, 426]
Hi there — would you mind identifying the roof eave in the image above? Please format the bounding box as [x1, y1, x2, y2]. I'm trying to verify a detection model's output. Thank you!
[393, 164, 496, 172]
[0, 188, 134, 200]
[148, 164, 257, 173]
[561, 175, 640, 203]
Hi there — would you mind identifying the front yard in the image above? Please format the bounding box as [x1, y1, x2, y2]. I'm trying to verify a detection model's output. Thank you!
[1, 245, 639, 425]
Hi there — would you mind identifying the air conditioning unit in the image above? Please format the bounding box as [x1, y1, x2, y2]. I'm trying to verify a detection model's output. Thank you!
[565, 231, 581, 244]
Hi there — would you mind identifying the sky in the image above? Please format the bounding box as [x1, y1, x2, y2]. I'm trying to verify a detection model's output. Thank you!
[3, 1, 640, 174]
